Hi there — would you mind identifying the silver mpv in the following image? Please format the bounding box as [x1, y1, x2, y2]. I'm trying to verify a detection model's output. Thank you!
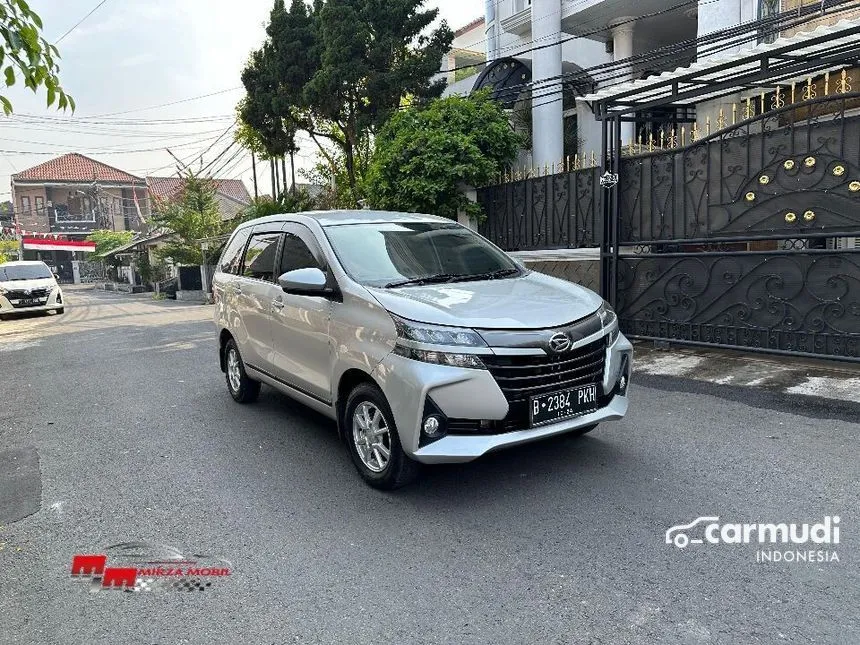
[214, 211, 632, 489]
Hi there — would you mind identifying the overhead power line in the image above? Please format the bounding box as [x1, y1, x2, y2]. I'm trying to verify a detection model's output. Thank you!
[54, 0, 111, 44]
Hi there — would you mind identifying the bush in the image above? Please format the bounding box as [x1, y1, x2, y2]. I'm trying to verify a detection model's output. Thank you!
[366, 91, 522, 220]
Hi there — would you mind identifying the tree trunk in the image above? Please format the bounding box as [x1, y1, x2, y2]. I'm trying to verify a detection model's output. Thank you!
[289, 150, 296, 194]
[270, 159, 276, 199]
[281, 156, 288, 195]
[251, 153, 258, 200]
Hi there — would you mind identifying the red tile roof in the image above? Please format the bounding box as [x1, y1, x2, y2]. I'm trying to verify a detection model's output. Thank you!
[12, 153, 143, 184]
[146, 176, 251, 205]
[454, 16, 484, 37]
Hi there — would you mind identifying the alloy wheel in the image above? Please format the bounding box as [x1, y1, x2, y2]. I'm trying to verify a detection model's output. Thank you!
[226, 348, 242, 393]
[352, 401, 392, 473]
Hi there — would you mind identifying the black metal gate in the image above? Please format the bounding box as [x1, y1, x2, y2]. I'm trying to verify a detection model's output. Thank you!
[607, 93, 860, 360]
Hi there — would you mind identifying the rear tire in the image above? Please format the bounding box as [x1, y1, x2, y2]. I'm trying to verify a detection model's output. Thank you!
[54, 307, 64, 315]
[344, 383, 421, 490]
[224, 339, 260, 404]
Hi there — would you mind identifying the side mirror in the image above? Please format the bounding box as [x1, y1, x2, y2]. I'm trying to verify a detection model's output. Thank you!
[277, 267, 331, 295]
[53, 273, 60, 281]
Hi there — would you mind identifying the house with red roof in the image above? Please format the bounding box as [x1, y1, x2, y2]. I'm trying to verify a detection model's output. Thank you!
[11, 153, 150, 239]
[11, 153, 151, 278]
[145, 175, 251, 221]
[10, 153, 252, 281]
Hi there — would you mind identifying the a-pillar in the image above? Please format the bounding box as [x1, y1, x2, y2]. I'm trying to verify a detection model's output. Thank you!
[610, 17, 635, 147]
[531, 0, 563, 171]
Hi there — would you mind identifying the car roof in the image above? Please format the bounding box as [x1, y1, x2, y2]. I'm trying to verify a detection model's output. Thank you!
[240, 209, 453, 229]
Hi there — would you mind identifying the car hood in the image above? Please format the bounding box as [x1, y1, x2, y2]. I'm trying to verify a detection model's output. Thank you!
[366, 271, 603, 329]
[0, 278, 55, 291]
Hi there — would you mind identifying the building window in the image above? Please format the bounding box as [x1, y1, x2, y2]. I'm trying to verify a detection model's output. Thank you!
[513, 0, 531, 13]
[34, 196, 44, 214]
[20, 195, 30, 216]
[758, 0, 780, 44]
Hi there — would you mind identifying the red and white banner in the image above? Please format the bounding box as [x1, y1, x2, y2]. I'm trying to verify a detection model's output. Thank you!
[22, 237, 97, 253]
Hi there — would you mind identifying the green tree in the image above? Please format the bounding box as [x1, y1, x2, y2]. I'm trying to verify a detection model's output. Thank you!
[0, 239, 17, 262]
[87, 229, 133, 256]
[235, 188, 317, 224]
[0, 0, 74, 114]
[150, 172, 223, 265]
[366, 92, 522, 220]
[240, 0, 452, 206]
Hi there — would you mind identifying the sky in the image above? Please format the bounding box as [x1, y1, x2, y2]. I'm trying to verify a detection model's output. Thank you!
[0, 0, 485, 203]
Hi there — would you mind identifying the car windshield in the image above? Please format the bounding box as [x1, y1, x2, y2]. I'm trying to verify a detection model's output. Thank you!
[0, 264, 52, 281]
[324, 222, 521, 287]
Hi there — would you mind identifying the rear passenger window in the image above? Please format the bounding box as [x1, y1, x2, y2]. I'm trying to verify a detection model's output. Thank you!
[219, 228, 250, 274]
[241, 233, 281, 281]
[279, 232, 320, 275]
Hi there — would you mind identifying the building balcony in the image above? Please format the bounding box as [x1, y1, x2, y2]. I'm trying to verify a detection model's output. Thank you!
[500, 1, 532, 37]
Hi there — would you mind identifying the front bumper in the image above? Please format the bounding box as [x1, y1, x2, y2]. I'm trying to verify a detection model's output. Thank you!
[0, 288, 63, 314]
[372, 332, 633, 464]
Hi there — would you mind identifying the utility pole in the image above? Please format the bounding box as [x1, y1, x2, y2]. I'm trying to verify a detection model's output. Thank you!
[251, 152, 258, 200]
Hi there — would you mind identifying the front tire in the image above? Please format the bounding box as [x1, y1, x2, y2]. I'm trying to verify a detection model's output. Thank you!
[224, 339, 260, 403]
[344, 383, 420, 490]
[54, 307, 65, 315]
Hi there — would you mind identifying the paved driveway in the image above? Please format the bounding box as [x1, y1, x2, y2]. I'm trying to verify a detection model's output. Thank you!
[1, 288, 857, 644]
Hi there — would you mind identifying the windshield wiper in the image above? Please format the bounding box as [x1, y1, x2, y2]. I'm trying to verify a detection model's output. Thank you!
[384, 274, 464, 288]
[457, 268, 521, 282]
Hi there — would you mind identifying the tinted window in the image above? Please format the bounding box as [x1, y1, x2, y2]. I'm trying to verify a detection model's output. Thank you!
[241, 233, 280, 281]
[279, 232, 320, 275]
[324, 222, 518, 287]
[219, 228, 250, 275]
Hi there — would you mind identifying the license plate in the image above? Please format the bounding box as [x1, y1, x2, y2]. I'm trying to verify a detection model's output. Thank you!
[530, 383, 598, 427]
[18, 298, 38, 306]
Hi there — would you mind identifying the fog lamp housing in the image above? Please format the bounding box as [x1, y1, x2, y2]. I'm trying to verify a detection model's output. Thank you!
[420, 398, 448, 446]
[617, 354, 631, 396]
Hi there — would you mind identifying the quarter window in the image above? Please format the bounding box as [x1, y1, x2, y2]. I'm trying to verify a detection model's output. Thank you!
[241, 233, 281, 281]
[219, 228, 251, 275]
[279, 232, 320, 275]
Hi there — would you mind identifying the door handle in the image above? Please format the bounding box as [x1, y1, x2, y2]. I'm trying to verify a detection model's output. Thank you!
[272, 299, 284, 309]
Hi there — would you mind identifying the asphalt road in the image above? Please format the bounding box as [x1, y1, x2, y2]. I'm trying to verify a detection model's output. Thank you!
[1, 287, 858, 645]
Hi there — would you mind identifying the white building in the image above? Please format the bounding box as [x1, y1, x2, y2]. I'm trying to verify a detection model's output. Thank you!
[452, 1, 825, 169]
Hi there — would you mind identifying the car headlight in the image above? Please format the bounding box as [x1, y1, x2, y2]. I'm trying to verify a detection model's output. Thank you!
[391, 315, 488, 368]
[392, 315, 487, 347]
[0, 286, 7, 295]
[392, 345, 486, 369]
[597, 301, 619, 344]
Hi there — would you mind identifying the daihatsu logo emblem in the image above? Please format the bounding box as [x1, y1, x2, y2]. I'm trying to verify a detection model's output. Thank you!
[548, 332, 571, 353]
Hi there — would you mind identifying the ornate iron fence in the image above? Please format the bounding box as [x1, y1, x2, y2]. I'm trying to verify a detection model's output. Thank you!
[477, 164, 602, 251]
[614, 87, 860, 360]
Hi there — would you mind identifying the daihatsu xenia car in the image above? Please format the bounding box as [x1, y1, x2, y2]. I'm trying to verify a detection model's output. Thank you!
[213, 211, 632, 489]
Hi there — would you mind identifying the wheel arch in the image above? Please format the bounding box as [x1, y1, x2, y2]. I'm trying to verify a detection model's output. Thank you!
[218, 328, 234, 372]
[335, 368, 383, 438]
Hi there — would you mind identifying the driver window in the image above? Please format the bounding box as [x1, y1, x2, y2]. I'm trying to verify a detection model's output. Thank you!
[241, 233, 280, 281]
[279, 232, 320, 275]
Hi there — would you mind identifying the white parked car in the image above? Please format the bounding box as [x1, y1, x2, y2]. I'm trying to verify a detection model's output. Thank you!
[0, 260, 65, 319]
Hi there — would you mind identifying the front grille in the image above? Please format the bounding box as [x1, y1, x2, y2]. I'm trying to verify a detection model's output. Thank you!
[449, 337, 608, 434]
[6, 288, 49, 300]
[7, 288, 50, 308]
